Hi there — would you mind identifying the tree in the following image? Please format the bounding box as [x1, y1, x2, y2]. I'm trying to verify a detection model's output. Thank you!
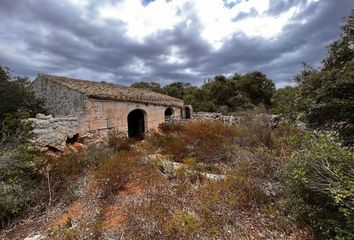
[238, 71, 275, 108]
[163, 82, 196, 100]
[270, 86, 299, 118]
[130, 81, 166, 94]
[294, 10, 354, 145]
[0, 66, 45, 147]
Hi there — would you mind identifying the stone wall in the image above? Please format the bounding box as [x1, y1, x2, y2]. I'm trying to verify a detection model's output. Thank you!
[28, 114, 80, 151]
[79, 98, 183, 135]
[192, 112, 240, 124]
[31, 78, 85, 117]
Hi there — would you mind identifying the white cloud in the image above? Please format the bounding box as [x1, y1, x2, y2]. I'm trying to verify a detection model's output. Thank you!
[96, 0, 297, 48]
[161, 46, 188, 65]
[126, 58, 152, 74]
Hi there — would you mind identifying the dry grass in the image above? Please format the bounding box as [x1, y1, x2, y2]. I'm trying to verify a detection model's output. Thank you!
[94, 150, 140, 197]
[108, 130, 136, 152]
[150, 121, 238, 163]
[1, 114, 314, 240]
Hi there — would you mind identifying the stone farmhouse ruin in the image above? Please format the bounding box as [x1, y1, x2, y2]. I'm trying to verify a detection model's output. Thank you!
[30, 75, 192, 150]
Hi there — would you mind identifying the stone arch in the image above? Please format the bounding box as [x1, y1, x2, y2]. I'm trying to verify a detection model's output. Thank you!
[127, 109, 147, 138]
[164, 107, 174, 121]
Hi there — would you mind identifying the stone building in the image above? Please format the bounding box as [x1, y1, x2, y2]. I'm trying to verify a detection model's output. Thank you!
[31, 74, 192, 140]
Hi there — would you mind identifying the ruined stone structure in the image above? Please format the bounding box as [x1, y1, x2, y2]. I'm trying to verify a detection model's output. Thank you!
[31, 75, 192, 147]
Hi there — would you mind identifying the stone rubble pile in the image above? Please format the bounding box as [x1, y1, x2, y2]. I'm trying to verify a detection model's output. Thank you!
[27, 113, 80, 151]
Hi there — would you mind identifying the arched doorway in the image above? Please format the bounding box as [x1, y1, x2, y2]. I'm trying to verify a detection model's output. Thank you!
[127, 109, 146, 138]
[185, 107, 191, 119]
[165, 107, 174, 122]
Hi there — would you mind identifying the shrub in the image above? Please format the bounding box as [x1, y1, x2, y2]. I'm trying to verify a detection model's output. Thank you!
[151, 121, 237, 163]
[108, 130, 135, 152]
[272, 123, 310, 157]
[94, 151, 138, 196]
[0, 146, 45, 226]
[235, 111, 273, 148]
[282, 134, 354, 239]
[169, 209, 198, 237]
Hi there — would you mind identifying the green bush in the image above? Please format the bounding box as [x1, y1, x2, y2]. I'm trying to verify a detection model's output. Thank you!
[282, 134, 354, 239]
[0, 146, 45, 226]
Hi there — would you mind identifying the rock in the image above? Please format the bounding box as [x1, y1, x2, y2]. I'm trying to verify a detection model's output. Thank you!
[72, 142, 86, 151]
[146, 154, 226, 181]
[143, 153, 164, 163]
[201, 172, 226, 181]
[36, 113, 52, 119]
[262, 181, 280, 197]
[68, 144, 79, 153]
[23, 233, 44, 240]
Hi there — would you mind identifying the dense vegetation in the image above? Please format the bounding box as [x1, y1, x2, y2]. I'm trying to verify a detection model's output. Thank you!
[0, 67, 45, 149]
[0, 67, 47, 226]
[131, 71, 275, 113]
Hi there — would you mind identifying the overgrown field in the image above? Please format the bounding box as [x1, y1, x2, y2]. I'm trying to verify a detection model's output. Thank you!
[1, 115, 353, 240]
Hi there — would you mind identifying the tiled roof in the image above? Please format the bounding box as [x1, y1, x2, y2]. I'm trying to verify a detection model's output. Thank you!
[36, 74, 184, 107]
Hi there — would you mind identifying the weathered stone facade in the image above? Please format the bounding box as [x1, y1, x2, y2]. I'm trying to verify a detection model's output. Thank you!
[31, 77, 85, 116]
[30, 74, 191, 149]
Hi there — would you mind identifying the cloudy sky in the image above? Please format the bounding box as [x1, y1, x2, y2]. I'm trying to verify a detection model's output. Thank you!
[0, 0, 352, 87]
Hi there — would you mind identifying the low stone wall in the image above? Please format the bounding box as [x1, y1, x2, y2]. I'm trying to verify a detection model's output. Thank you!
[27, 114, 80, 151]
[192, 112, 240, 124]
[191, 112, 289, 129]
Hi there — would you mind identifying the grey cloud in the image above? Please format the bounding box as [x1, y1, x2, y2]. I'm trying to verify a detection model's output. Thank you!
[0, 0, 352, 88]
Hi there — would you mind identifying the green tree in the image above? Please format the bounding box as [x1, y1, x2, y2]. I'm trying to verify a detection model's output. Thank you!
[238, 71, 275, 108]
[294, 10, 354, 144]
[130, 81, 166, 94]
[0, 67, 44, 121]
[270, 86, 299, 118]
[0, 66, 45, 147]
[163, 82, 197, 100]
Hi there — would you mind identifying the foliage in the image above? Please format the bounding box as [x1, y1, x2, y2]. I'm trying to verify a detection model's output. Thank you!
[294, 10, 354, 145]
[0, 142, 108, 227]
[0, 66, 45, 149]
[107, 130, 135, 152]
[126, 159, 267, 239]
[163, 82, 197, 100]
[130, 71, 275, 113]
[0, 146, 45, 226]
[151, 121, 238, 163]
[94, 151, 138, 196]
[131, 81, 167, 94]
[234, 111, 273, 148]
[270, 86, 299, 118]
[193, 72, 275, 112]
[281, 134, 354, 239]
[0, 66, 45, 122]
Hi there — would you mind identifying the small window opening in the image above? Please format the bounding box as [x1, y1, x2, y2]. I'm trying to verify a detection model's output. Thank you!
[66, 133, 79, 144]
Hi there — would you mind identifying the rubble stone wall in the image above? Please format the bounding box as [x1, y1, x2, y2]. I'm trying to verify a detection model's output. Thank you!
[31, 78, 85, 117]
[192, 112, 240, 124]
[27, 114, 80, 151]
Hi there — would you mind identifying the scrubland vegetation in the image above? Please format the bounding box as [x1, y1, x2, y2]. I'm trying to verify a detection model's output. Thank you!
[1, 118, 353, 239]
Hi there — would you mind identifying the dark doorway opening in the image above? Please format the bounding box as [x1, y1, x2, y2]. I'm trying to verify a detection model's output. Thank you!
[128, 109, 145, 138]
[185, 107, 191, 119]
[165, 108, 174, 121]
